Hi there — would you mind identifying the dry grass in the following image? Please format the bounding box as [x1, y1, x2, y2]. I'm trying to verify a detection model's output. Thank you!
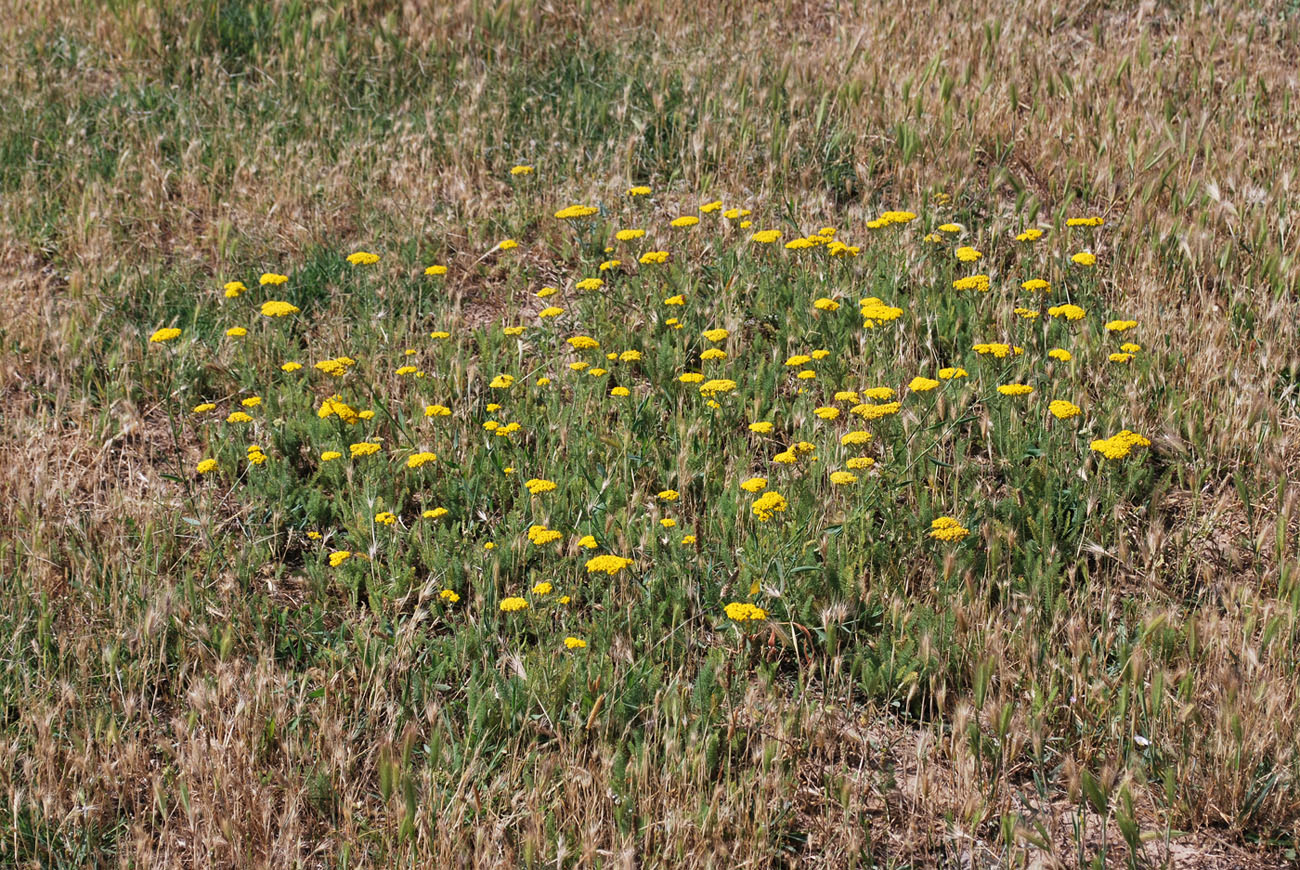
[3, 0, 1300, 867]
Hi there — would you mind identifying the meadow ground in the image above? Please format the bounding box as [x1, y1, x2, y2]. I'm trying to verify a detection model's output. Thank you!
[3, 1, 1300, 867]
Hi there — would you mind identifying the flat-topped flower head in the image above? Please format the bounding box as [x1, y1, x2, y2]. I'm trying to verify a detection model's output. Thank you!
[150, 327, 182, 343]
[750, 229, 782, 244]
[346, 251, 379, 265]
[1049, 400, 1081, 419]
[510, 164, 534, 176]
[259, 272, 288, 285]
[725, 602, 767, 622]
[261, 300, 300, 317]
[554, 205, 598, 220]
[929, 516, 969, 542]
[586, 555, 634, 575]
[1090, 430, 1151, 460]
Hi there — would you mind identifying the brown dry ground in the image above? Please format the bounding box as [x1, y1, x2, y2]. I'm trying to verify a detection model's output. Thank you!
[3, 0, 1300, 867]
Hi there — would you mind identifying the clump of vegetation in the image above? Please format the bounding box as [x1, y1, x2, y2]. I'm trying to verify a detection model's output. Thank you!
[3, 1, 1300, 867]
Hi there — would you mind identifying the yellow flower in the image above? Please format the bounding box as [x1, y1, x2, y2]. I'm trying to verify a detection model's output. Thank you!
[908, 376, 939, 392]
[575, 278, 604, 291]
[599, 259, 621, 272]
[349, 442, 381, 458]
[329, 551, 351, 567]
[489, 373, 515, 389]
[1109, 352, 1134, 363]
[226, 411, 253, 423]
[192, 402, 216, 413]
[750, 229, 782, 244]
[702, 328, 729, 342]
[526, 478, 557, 495]
[814, 406, 840, 420]
[321, 451, 342, 462]
[639, 250, 669, 264]
[225, 326, 247, 337]
[1071, 251, 1097, 266]
[973, 343, 1020, 358]
[700, 348, 727, 361]
[1014, 307, 1039, 319]
[407, 452, 437, 468]
[829, 471, 858, 486]
[424, 507, 449, 519]
[681, 534, 696, 545]
[396, 365, 418, 376]
[678, 372, 704, 384]
[997, 384, 1034, 396]
[424, 404, 451, 418]
[937, 367, 968, 379]
[740, 477, 768, 493]
[699, 200, 723, 213]
[196, 459, 217, 474]
[1049, 400, 1081, 419]
[223, 280, 247, 298]
[1022, 278, 1051, 293]
[627, 185, 652, 196]
[1090, 430, 1151, 460]
[952, 274, 990, 292]
[498, 239, 518, 250]
[1105, 319, 1137, 332]
[937, 223, 961, 233]
[500, 597, 528, 612]
[586, 555, 634, 575]
[660, 518, 677, 528]
[859, 297, 904, 326]
[840, 431, 872, 445]
[149, 327, 182, 343]
[670, 216, 699, 228]
[751, 491, 787, 522]
[510, 164, 534, 176]
[796, 370, 816, 380]
[564, 636, 587, 649]
[616, 228, 646, 241]
[1067, 216, 1104, 227]
[658, 489, 680, 501]
[554, 205, 599, 220]
[1047, 304, 1086, 321]
[849, 402, 901, 419]
[260, 300, 300, 317]
[724, 602, 767, 622]
[929, 517, 969, 542]
[845, 456, 875, 470]
[375, 511, 397, 526]
[813, 297, 840, 311]
[318, 396, 359, 424]
[1016, 228, 1044, 242]
[1048, 348, 1072, 362]
[528, 527, 562, 546]
[429, 331, 450, 340]
[578, 535, 598, 549]
[281, 361, 302, 372]
[1121, 342, 1141, 353]
[699, 378, 737, 396]
[346, 251, 379, 265]
[439, 589, 460, 602]
[425, 265, 448, 276]
[259, 272, 288, 285]
[955, 246, 982, 262]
